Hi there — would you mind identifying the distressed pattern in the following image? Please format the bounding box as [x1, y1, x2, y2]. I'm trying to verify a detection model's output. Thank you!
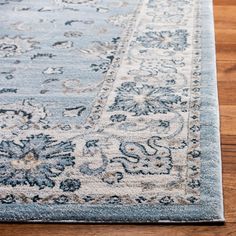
[0, 0, 223, 222]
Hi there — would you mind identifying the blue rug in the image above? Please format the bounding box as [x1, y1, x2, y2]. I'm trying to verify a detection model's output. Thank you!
[0, 0, 224, 222]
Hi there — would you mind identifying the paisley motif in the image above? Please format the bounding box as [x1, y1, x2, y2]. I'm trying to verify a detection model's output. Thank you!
[111, 137, 172, 175]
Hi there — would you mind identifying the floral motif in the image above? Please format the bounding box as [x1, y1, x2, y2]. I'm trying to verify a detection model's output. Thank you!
[60, 179, 81, 192]
[0, 134, 75, 189]
[0, 99, 47, 133]
[109, 82, 181, 116]
[110, 114, 127, 123]
[137, 30, 188, 51]
[0, 0, 203, 208]
[0, 36, 38, 57]
[90, 55, 114, 74]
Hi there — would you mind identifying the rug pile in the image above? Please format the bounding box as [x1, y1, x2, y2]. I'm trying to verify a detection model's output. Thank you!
[0, 0, 224, 222]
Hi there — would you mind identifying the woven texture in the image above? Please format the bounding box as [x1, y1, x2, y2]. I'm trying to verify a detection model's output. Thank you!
[0, 0, 224, 222]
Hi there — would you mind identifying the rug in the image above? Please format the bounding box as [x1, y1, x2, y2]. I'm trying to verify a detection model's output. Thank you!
[0, 0, 224, 223]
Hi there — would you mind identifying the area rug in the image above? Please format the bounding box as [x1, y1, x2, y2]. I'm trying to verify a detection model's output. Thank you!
[0, 0, 224, 223]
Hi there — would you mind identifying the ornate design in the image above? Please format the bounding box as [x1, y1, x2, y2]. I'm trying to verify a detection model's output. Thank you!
[0, 99, 48, 138]
[60, 179, 81, 192]
[0, 0, 202, 206]
[112, 137, 172, 175]
[110, 114, 127, 123]
[0, 134, 75, 189]
[79, 139, 109, 176]
[109, 82, 181, 116]
[136, 30, 188, 51]
[0, 36, 38, 57]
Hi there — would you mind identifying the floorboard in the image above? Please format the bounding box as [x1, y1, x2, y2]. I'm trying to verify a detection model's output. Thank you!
[1, 223, 236, 236]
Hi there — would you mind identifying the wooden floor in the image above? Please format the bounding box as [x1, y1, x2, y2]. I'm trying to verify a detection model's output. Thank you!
[1, 0, 236, 235]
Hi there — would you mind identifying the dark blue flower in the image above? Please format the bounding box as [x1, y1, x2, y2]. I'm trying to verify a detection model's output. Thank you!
[0, 134, 75, 189]
[110, 114, 127, 123]
[109, 82, 181, 116]
[137, 30, 188, 51]
[60, 179, 81, 192]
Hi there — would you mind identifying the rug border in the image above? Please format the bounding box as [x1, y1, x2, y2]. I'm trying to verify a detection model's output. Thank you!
[0, 0, 224, 223]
